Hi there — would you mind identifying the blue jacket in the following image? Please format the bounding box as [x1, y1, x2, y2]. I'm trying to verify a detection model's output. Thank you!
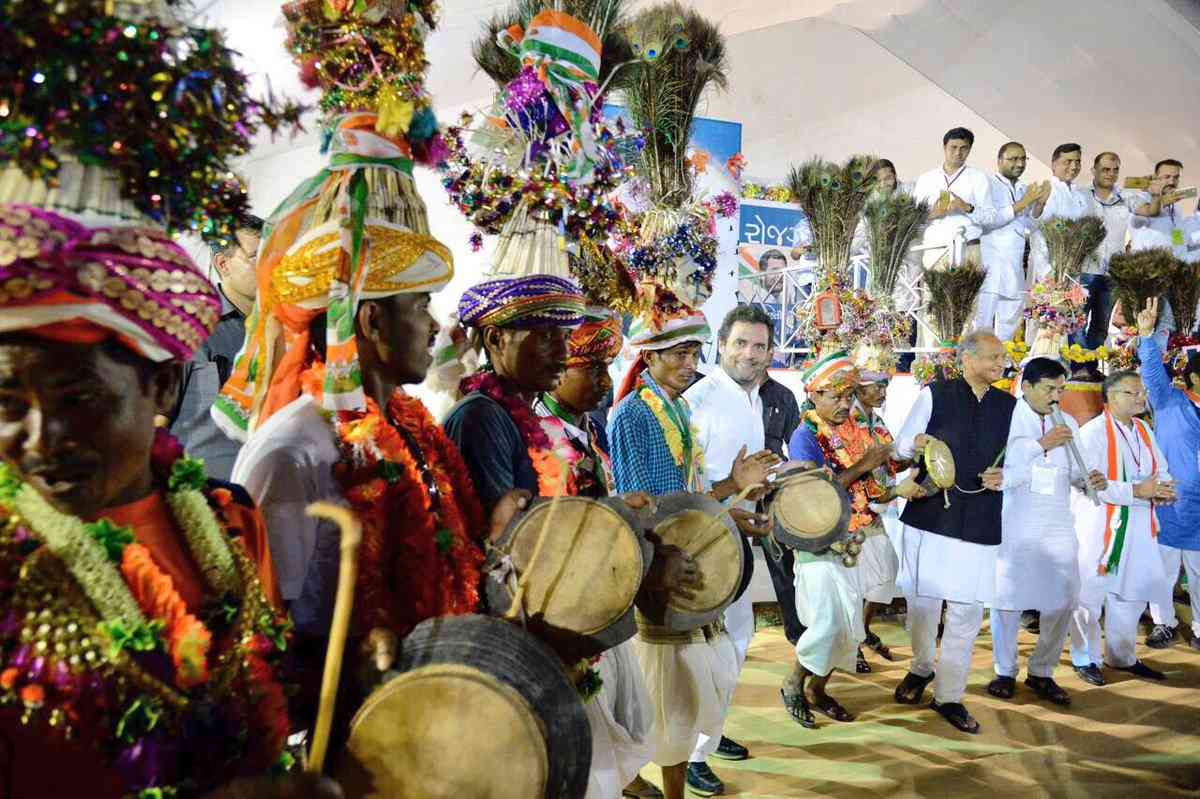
[1139, 337, 1200, 549]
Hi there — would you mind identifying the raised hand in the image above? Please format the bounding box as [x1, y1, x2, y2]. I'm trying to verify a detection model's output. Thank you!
[1136, 297, 1159, 338]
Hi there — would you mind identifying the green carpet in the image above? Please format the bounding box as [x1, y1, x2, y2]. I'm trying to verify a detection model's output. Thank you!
[639, 613, 1200, 798]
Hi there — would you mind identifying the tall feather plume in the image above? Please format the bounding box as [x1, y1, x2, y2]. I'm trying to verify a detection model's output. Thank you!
[473, 0, 633, 89]
[787, 155, 878, 285]
[618, 1, 728, 209]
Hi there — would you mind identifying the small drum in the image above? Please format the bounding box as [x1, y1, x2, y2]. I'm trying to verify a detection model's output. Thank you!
[919, 437, 956, 493]
[636, 493, 744, 632]
[768, 467, 852, 553]
[485, 496, 652, 660]
[334, 615, 591, 798]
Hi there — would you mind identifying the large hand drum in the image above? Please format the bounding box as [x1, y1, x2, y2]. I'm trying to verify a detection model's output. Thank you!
[636, 493, 745, 632]
[769, 467, 852, 553]
[485, 496, 652, 660]
[333, 615, 590, 798]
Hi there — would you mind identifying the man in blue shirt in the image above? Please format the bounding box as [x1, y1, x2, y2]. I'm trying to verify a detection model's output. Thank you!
[1136, 298, 1200, 651]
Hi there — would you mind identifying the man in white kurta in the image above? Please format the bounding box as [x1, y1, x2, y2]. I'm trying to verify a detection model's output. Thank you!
[1027, 144, 1090, 286]
[1069, 371, 1178, 684]
[991, 358, 1109, 706]
[682, 305, 776, 778]
[977, 142, 1045, 339]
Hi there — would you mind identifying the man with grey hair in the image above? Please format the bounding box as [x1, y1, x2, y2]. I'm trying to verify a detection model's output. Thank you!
[892, 330, 1016, 733]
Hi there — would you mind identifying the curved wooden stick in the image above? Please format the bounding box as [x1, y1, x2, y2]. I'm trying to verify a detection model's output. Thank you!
[304, 502, 363, 776]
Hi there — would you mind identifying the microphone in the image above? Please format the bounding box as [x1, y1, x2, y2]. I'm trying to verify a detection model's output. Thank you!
[1050, 401, 1100, 506]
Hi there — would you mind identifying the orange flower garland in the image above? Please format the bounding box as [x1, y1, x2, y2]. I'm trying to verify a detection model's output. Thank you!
[333, 390, 486, 639]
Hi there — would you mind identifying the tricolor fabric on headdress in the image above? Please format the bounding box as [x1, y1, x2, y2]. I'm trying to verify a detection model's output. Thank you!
[457, 275, 586, 330]
[567, 308, 623, 367]
[212, 112, 453, 442]
[802, 350, 858, 393]
[0, 204, 219, 362]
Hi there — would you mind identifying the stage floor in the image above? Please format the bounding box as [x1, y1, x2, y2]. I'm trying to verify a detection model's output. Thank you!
[638, 614, 1200, 798]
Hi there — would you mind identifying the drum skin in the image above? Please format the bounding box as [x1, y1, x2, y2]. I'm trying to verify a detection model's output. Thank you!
[333, 615, 591, 798]
[768, 468, 851, 553]
[635, 493, 744, 632]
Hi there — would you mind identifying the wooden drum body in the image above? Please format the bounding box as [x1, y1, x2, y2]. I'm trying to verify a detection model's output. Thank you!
[333, 615, 590, 798]
[768, 468, 851, 553]
[636, 493, 744, 632]
[485, 496, 653, 660]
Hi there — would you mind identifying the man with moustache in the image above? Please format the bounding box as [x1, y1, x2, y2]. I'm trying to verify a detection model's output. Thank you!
[1028, 143, 1090, 286]
[893, 331, 1015, 734]
[682, 304, 779, 785]
[1079, 152, 1138, 349]
[976, 142, 1048, 339]
[1130, 159, 1190, 258]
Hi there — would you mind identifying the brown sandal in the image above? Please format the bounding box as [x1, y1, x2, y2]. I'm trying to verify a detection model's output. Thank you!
[810, 693, 855, 722]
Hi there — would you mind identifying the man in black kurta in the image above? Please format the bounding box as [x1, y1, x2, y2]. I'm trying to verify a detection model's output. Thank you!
[892, 331, 1016, 734]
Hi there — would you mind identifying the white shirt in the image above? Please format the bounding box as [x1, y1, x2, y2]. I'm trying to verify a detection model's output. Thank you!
[231, 395, 344, 634]
[912, 165, 1008, 245]
[1084, 186, 1136, 275]
[684, 366, 765, 507]
[979, 174, 1032, 297]
[1028, 177, 1090, 284]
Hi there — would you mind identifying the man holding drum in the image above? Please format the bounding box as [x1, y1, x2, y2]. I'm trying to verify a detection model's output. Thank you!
[893, 330, 1015, 734]
[785, 353, 926, 727]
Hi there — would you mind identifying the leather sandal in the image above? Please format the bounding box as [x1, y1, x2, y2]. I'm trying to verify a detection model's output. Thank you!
[810, 693, 855, 722]
[864, 631, 896, 661]
[780, 688, 816, 728]
[986, 675, 1016, 699]
[856, 648, 872, 673]
[931, 700, 980, 734]
[894, 670, 935, 704]
[1025, 675, 1070, 706]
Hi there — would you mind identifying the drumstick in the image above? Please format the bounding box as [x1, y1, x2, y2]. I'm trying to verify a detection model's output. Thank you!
[305, 502, 363, 776]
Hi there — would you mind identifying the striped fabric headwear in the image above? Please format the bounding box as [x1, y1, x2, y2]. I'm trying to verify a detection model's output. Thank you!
[0, 204, 219, 362]
[212, 112, 453, 442]
[458, 275, 586, 330]
[567, 308, 623, 367]
[615, 312, 712, 403]
[803, 350, 858, 392]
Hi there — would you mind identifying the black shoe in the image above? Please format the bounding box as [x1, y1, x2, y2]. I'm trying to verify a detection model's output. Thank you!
[1073, 663, 1106, 686]
[712, 736, 748, 761]
[894, 670, 936, 704]
[987, 675, 1016, 699]
[930, 699, 980, 734]
[686, 762, 724, 796]
[1025, 675, 1071, 706]
[1020, 610, 1041, 634]
[1110, 660, 1167, 681]
[1146, 624, 1177, 649]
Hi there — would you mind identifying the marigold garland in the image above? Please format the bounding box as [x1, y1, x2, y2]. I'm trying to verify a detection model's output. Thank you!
[332, 390, 486, 638]
[637, 379, 705, 491]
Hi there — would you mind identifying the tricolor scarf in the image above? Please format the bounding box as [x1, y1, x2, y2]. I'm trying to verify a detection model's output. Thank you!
[1099, 410, 1158, 576]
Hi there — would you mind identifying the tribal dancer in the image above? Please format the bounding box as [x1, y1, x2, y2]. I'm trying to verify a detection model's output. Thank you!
[784, 353, 925, 727]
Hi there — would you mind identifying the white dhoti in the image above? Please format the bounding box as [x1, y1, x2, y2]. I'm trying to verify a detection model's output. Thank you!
[584, 640, 654, 799]
[899, 524, 997, 703]
[792, 550, 865, 676]
[853, 522, 899, 604]
[690, 590, 754, 762]
[633, 625, 738, 767]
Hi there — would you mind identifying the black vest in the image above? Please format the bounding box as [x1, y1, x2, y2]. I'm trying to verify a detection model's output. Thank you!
[900, 379, 1016, 545]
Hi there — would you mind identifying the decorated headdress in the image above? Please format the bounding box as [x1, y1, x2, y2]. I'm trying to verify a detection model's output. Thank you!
[0, 0, 302, 243]
[788, 157, 911, 361]
[801, 350, 858, 393]
[613, 1, 736, 318]
[862, 186, 929, 301]
[212, 0, 453, 442]
[852, 340, 897, 384]
[442, 0, 634, 285]
[458, 275, 587, 330]
[0, 1, 297, 360]
[568, 308, 624, 366]
[1026, 215, 1106, 358]
[614, 311, 710, 402]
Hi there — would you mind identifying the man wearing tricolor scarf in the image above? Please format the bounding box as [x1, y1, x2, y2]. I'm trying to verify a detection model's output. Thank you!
[1069, 370, 1178, 684]
[608, 313, 774, 799]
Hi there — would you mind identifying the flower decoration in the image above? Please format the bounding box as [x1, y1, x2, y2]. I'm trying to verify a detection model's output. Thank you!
[1060, 343, 1109, 364]
[794, 276, 912, 353]
[1025, 278, 1089, 336]
[0, 0, 306, 244]
[911, 348, 962, 386]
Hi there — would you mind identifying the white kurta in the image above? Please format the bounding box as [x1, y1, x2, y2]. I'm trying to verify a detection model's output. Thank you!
[911, 165, 1011, 248]
[1075, 413, 1172, 605]
[1129, 191, 1192, 259]
[979, 174, 1031, 298]
[1028, 177, 1090, 286]
[995, 399, 1083, 611]
[584, 640, 654, 799]
[894, 387, 998, 605]
[1083, 187, 1136, 276]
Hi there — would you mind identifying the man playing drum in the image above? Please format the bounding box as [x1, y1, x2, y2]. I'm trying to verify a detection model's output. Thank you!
[785, 353, 926, 727]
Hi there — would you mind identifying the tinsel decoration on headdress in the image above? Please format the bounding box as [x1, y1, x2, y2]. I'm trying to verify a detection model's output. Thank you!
[789, 157, 910, 356]
[1025, 215, 1107, 356]
[612, 1, 735, 315]
[0, 0, 305, 243]
[862, 189, 929, 300]
[441, 0, 636, 284]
